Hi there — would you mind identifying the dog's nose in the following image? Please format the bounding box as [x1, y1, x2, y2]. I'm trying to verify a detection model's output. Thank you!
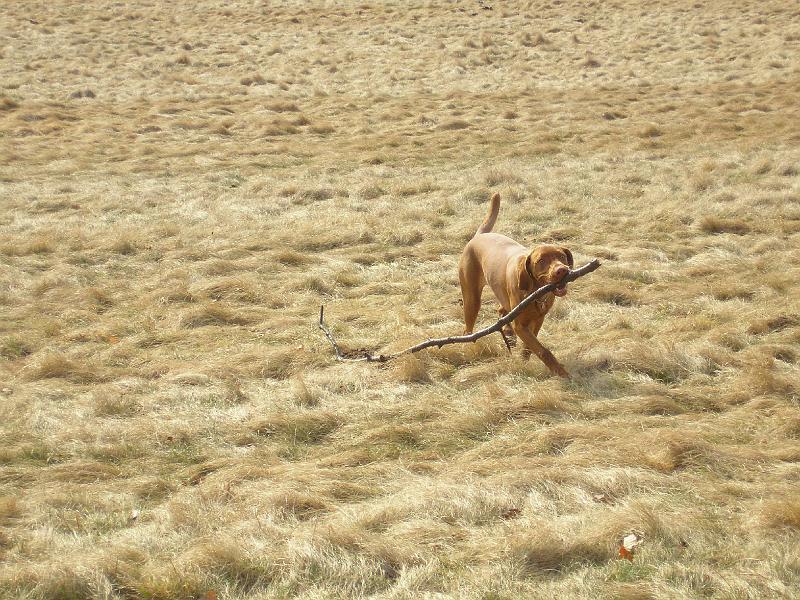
[554, 265, 569, 280]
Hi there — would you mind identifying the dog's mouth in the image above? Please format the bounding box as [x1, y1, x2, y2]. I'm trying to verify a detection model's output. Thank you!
[553, 283, 568, 297]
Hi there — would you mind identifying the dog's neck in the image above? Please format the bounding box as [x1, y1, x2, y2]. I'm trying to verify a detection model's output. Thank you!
[525, 255, 536, 286]
[525, 257, 545, 292]
[526, 255, 552, 310]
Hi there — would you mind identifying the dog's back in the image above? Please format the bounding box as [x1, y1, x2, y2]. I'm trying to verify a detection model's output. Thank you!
[468, 193, 527, 258]
[460, 193, 527, 317]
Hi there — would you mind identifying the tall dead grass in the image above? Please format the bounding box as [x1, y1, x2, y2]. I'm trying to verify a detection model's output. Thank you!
[0, 0, 799, 598]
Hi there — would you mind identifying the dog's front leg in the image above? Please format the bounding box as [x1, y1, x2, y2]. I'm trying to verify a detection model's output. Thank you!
[512, 322, 569, 378]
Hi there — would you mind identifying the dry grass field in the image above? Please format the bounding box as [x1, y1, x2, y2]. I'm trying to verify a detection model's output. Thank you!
[2, 0, 800, 598]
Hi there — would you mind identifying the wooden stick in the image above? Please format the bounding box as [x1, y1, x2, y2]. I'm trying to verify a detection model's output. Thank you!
[319, 259, 601, 363]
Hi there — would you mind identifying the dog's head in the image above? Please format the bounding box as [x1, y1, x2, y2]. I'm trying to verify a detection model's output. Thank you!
[518, 245, 574, 296]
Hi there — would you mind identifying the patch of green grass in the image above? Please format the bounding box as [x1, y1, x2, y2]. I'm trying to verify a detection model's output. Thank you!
[607, 559, 657, 582]
[0, 336, 32, 359]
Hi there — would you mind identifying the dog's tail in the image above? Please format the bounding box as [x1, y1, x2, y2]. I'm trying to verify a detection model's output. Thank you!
[475, 193, 500, 236]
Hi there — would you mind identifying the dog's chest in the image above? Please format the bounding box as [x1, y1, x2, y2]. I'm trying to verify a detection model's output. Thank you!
[521, 293, 555, 316]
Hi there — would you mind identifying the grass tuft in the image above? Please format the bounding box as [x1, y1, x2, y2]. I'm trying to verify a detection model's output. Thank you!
[699, 216, 750, 235]
[249, 410, 342, 444]
[267, 100, 300, 112]
[26, 354, 108, 383]
[747, 315, 798, 335]
[182, 304, 251, 328]
[391, 355, 432, 384]
[1, 336, 33, 359]
[0, 96, 19, 111]
[93, 390, 140, 417]
[2, 2, 800, 597]
[639, 124, 663, 138]
[761, 497, 800, 530]
[510, 528, 610, 573]
[439, 119, 470, 130]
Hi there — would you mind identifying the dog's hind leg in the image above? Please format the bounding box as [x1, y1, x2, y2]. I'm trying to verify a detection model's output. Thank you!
[498, 307, 516, 350]
[459, 258, 484, 335]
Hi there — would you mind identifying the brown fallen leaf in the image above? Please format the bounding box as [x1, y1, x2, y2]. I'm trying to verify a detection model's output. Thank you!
[501, 507, 522, 519]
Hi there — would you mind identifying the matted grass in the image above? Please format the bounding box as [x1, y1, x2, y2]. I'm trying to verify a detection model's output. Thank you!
[1, 0, 799, 598]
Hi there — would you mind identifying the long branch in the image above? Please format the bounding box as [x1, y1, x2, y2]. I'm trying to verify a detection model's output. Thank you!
[318, 259, 601, 363]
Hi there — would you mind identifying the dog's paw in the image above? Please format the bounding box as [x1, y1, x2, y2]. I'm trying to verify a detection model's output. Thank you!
[554, 365, 570, 379]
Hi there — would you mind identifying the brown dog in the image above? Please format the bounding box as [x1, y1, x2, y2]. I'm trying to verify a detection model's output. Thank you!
[458, 193, 573, 377]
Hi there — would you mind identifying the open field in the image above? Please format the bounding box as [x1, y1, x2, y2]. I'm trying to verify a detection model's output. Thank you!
[1, 0, 800, 598]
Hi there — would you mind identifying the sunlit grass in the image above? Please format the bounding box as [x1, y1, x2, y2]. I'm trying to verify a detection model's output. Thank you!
[0, 0, 799, 598]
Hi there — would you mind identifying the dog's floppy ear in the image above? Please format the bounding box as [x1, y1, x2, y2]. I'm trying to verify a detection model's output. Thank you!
[517, 253, 534, 291]
[561, 247, 574, 268]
